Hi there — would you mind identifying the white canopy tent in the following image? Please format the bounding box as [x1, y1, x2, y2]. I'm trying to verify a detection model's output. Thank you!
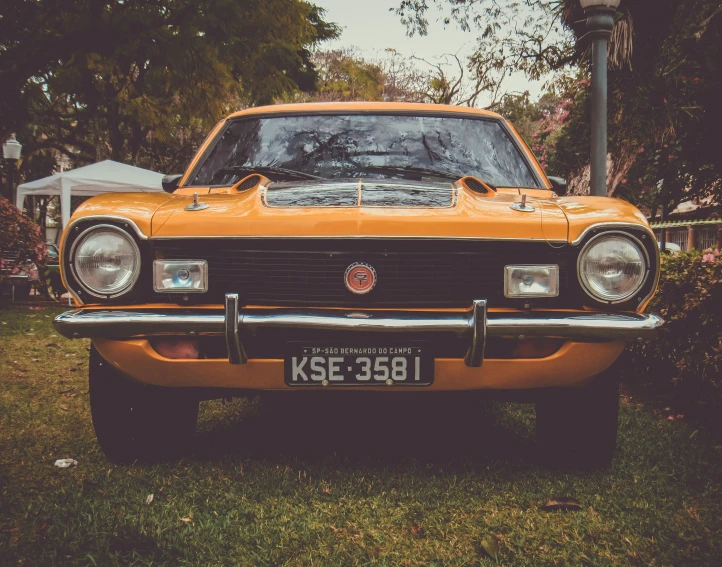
[16, 160, 165, 228]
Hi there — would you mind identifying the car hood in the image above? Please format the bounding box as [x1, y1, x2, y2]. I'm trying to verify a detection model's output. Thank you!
[150, 179, 569, 241]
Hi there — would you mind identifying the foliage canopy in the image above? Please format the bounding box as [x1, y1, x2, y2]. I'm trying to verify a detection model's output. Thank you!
[627, 248, 722, 432]
[398, 0, 722, 210]
[0, 0, 338, 174]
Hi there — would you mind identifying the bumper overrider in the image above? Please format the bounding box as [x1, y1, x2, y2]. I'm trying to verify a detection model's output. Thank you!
[54, 294, 663, 369]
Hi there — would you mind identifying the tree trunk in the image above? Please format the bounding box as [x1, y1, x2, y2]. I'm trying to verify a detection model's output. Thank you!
[38, 197, 49, 234]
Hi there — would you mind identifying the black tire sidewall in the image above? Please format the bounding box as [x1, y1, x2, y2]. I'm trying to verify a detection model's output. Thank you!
[89, 345, 198, 464]
[536, 366, 620, 469]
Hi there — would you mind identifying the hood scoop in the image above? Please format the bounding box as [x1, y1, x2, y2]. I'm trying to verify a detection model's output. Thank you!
[263, 179, 457, 209]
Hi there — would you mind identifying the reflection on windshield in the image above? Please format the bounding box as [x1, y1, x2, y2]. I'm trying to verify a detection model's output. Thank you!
[191, 114, 539, 188]
[262, 180, 458, 208]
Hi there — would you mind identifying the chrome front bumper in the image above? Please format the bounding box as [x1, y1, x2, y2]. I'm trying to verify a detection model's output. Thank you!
[54, 294, 664, 369]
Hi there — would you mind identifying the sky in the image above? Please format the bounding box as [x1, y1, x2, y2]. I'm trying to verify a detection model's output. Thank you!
[314, 0, 547, 105]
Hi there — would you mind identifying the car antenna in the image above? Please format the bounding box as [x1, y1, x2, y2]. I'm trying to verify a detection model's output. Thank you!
[185, 192, 209, 211]
[510, 192, 535, 213]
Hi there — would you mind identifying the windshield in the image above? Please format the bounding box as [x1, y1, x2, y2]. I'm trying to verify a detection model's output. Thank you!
[189, 114, 540, 188]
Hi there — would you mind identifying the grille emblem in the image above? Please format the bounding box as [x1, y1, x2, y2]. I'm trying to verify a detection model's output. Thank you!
[344, 263, 377, 295]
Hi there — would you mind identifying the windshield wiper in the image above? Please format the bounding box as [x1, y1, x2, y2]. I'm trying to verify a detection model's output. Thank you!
[362, 165, 460, 181]
[215, 165, 323, 181]
[362, 165, 498, 189]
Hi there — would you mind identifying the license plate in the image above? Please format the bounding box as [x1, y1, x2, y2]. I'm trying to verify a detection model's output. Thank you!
[284, 343, 433, 386]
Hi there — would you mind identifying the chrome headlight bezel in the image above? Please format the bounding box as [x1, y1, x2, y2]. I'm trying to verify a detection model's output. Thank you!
[69, 224, 142, 299]
[576, 231, 651, 305]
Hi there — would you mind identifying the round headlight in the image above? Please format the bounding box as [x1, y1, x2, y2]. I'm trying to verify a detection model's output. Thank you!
[578, 233, 648, 303]
[72, 226, 141, 297]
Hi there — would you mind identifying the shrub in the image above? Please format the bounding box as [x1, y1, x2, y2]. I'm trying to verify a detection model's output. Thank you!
[0, 196, 52, 298]
[626, 248, 722, 427]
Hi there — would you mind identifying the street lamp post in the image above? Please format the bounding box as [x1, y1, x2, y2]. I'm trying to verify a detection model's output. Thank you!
[581, 0, 620, 197]
[3, 134, 23, 204]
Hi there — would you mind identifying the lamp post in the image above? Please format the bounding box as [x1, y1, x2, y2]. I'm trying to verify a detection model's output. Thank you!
[3, 134, 23, 204]
[581, 0, 620, 197]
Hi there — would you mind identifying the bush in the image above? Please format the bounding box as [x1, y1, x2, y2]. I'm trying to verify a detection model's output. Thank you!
[626, 248, 722, 427]
[0, 196, 51, 298]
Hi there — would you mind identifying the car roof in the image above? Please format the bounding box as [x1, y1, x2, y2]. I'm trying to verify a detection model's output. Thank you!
[227, 102, 504, 120]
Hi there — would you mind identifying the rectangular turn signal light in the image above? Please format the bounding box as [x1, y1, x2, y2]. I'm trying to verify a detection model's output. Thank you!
[504, 265, 559, 298]
[153, 260, 208, 293]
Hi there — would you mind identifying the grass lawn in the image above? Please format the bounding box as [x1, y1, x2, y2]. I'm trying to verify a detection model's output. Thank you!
[1, 307, 722, 566]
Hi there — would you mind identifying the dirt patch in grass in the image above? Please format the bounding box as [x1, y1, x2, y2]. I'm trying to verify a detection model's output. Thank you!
[2, 307, 722, 566]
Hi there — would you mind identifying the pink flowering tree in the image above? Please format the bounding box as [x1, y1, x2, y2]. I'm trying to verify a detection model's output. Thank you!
[0, 196, 52, 298]
[531, 96, 573, 172]
[702, 248, 720, 263]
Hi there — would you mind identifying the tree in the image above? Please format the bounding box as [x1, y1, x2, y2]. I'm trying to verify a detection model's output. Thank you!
[306, 48, 497, 106]
[397, 1, 573, 84]
[311, 49, 386, 101]
[554, 1, 722, 208]
[0, 0, 339, 172]
[396, 0, 722, 211]
[489, 90, 560, 146]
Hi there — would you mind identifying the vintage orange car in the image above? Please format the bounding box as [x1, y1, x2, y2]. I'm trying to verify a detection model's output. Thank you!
[54, 102, 663, 467]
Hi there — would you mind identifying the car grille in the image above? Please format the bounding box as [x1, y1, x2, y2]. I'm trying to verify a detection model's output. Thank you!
[151, 239, 574, 308]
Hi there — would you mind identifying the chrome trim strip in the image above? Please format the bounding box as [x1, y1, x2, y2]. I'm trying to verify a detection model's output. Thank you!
[225, 293, 247, 364]
[487, 312, 663, 340]
[149, 235, 569, 243]
[239, 308, 473, 334]
[54, 306, 664, 343]
[643, 228, 662, 308]
[570, 222, 656, 246]
[464, 300, 487, 368]
[64, 215, 149, 240]
[55, 310, 226, 338]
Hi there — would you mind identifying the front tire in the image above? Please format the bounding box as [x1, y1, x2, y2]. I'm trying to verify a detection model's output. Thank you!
[89, 345, 199, 464]
[535, 365, 620, 469]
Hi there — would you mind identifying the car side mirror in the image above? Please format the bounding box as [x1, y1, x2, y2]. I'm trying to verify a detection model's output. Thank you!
[547, 176, 567, 197]
[162, 174, 183, 193]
